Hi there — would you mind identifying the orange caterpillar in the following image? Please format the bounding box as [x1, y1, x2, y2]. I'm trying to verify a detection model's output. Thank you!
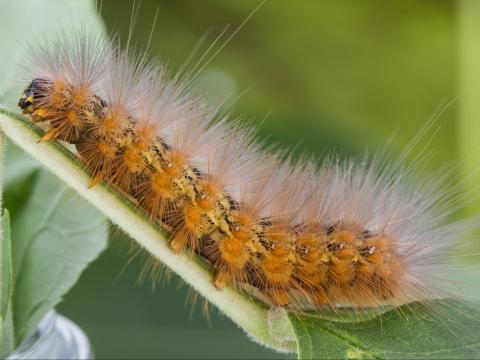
[17, 29, 469, 310]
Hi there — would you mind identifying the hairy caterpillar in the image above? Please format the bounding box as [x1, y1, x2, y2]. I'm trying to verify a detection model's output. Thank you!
[16, 25, 473, 315]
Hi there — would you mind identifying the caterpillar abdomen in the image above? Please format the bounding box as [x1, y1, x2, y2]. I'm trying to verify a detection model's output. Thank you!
[18, 31, 465, 311]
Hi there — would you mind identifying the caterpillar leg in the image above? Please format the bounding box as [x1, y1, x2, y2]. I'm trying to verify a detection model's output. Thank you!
[88, 171, 105, 188]
[268, 288, 290, 307]
[213, 271, 230, 290]
[169, 228, 197, 253]
[169, 238, 185, 253]
[39, 128, 59, 142]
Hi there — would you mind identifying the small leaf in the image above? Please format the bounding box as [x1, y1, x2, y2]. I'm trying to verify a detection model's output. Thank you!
[11, 173, 109, 344]
[0, 210, 15, 357]
[289, 299, 480, 360]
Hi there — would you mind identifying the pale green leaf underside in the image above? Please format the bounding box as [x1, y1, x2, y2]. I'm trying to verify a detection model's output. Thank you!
[11, 172, 109, 344]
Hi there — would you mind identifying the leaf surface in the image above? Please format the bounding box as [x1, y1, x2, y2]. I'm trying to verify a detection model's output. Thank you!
[11, 173, 109, 344]
[289, 300, 480, 360]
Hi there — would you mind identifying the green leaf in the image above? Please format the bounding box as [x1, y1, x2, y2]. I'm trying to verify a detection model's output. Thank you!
[11, 172, 109, 344]
[0, 210, 15, 357]
[289, 299, 480, 360]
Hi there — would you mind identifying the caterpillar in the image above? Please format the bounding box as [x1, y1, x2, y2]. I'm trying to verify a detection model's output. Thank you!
[16, 27, 472, 313]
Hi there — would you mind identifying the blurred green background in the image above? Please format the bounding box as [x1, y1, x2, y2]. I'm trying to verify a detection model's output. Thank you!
[2, 0, 480, 358]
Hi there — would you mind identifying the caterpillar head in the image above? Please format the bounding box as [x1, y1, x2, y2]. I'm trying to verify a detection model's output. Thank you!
[18, 78, 47, 113]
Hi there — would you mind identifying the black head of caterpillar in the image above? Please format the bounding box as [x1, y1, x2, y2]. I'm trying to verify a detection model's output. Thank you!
[18, 78, 46, 113]
[19, 77, 108, 144]
[17, 29, 475, 313]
